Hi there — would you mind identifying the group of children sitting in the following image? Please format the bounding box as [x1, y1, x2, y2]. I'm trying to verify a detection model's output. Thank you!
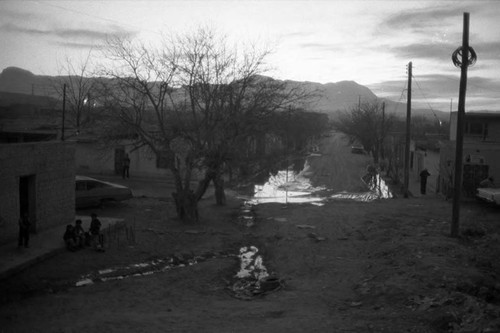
[63, 213, 103, 252]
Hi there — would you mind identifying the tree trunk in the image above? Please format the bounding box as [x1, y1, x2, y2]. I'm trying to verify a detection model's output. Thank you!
[195, 168, 226, 205]
[213, 173, 226, 205]
[195, 170, 215, 201]
[172, 190, 199, 223]
[373, 146, 380, 164]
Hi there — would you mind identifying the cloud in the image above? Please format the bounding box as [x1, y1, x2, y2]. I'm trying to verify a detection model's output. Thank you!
[280, 31, 315, 39]
[388, 42, 456, 61]
[54, 41, 106, 50]
[368, 73, 500, 111]
[381, 5, 469, 32]
[0, 22, 46, 35]
[471, 41, 500, 61]
[0, 7, 38, 22]
[297, 41, 347, 53]
[0, 22, 137, 45]
[386, 38, 500, 64]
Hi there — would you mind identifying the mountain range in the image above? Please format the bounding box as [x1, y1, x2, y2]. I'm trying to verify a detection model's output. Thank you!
[0, 66, 449, 122]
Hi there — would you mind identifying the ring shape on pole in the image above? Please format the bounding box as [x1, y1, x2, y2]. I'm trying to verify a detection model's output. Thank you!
[452, 46, 477, 67]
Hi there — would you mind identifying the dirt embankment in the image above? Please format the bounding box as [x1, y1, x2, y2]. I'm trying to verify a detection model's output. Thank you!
[1, 133, 500, 332]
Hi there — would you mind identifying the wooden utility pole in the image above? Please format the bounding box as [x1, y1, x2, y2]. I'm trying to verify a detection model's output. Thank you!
[61, 83, 66, 141]
[403, 62, 412, 198]
[451, 13, 471, 237]
[381, 101, 386, 161]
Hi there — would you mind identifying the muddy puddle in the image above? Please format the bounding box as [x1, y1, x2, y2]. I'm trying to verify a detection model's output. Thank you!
[75, 252, 232, 287]
[75, 246, 281, 300]
[248, 160, 327, 205]
[244, 159, 392, 206]
[230, 246, 282, 300]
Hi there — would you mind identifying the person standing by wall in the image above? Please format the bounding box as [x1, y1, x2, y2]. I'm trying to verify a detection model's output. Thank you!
[122, 153, 130, 179]
[420, 168, 431, 195]
[89, 213, 102, 251]
[18, 212, 30, 248]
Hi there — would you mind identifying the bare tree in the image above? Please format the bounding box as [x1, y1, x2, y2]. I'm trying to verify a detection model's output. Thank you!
[333, 101, 395, 163]
[52, 51, 98, 136]
[96, 27, 310, 222]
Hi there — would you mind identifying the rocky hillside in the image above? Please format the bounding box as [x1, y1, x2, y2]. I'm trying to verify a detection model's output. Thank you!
[0, 66, 448, 121]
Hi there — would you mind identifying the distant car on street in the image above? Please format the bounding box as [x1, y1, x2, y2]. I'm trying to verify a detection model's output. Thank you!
[351, 145, 366, 154]
[476, 187, 500, 206]
[75, 175, 133, 209]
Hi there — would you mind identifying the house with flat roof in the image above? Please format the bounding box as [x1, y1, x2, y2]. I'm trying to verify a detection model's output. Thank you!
[438, 111, 500, 198]
[0, 140, 75, 246]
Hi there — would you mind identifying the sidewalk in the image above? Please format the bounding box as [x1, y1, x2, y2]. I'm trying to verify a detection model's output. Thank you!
[0, 216, 124, 281]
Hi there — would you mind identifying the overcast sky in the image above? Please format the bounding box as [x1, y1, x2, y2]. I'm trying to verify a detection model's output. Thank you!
[1, 0, 499, 112]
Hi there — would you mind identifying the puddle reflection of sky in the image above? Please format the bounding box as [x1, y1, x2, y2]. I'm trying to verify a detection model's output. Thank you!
[248, 160, 392, 205]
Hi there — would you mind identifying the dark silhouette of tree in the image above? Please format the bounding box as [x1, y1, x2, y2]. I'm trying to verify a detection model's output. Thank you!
[96, 27, 312, 222]
[52, 51, 99, 136]
[333, 101, 395, 163]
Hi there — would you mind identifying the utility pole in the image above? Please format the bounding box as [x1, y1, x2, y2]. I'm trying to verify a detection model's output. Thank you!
[61, 83, 66, 141]
[451, 13, 473, 237]
[403, 62, 412, 198]
[381, 101, 385, 161]
[285, 105, 292, 205]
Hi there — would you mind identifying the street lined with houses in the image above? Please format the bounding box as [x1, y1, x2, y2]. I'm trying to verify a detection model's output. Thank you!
[1, 133, 500, 332]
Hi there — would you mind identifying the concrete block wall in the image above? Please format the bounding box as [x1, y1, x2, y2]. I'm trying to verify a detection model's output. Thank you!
[74, 141, 114, 174]
[75, 141, 172, 178]
[0, 141, 75, 246]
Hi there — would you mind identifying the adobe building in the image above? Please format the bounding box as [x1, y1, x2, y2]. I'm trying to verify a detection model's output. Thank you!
[0, 141, 75, 246]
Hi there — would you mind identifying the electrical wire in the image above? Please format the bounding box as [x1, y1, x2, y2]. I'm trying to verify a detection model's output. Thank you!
[33, 1, 160, 36]
[388, 81, 408, 115]
[452, 46, 477, 68]
[412, 74, 442, 123]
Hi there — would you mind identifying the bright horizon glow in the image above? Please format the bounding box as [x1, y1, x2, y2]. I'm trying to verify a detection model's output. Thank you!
[1, 0, 500, 111]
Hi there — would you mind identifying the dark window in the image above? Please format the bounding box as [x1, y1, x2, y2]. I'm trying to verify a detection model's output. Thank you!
[156, 151, 170, 169]
[466, 121, 486, 135]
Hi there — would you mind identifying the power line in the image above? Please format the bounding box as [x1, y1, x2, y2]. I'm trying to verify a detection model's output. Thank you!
[411, 74, 442, 123]
[387, 81, 408, 115]
[33, 1, 162, 36]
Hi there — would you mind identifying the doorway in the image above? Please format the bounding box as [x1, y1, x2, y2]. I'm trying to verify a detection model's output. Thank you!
[114, 148, 125, 175]
[19, 175, 36, 233]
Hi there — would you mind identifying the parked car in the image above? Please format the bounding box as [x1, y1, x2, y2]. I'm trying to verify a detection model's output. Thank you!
[75, 175, 133, 208]
[476, 187, 500, 206]
[351, 145, 366, 154]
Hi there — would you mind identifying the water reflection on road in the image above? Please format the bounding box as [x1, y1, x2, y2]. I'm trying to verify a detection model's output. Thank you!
[246, 161, 392, 205]
[250, 161, 326, 205]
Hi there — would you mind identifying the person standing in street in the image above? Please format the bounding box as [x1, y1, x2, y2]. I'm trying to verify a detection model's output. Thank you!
[18, 212, 30, 248]
[420, 168, 431, 195]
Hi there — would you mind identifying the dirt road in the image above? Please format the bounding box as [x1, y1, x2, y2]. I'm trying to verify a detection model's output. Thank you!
[1, 133, 499, 333]
[309, 131, 371, 192]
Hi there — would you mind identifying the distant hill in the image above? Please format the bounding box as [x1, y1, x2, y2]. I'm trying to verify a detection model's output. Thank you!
[0, 66, 448, 122]
[0, 67, 57, 97]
